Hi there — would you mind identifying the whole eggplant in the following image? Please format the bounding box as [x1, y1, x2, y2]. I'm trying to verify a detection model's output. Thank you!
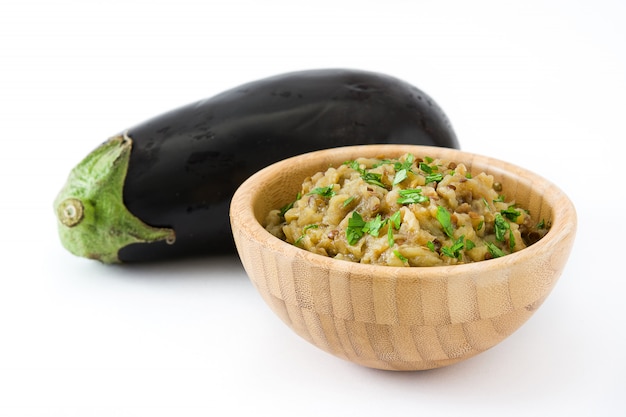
[54, 68, 459, 263]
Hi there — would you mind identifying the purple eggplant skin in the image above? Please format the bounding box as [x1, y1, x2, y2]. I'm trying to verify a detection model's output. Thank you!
[117, 68, 459, 262]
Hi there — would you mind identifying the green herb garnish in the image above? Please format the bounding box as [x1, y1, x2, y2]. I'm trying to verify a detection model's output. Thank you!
[486, 242, 506, 258]
[342, 196, 355, 207]
[363, 214, 385, 237]
[362, 172, 385, 188]
[295, 224, 319, 244]
[347, 160, 386, 188]
[390, 211, 401, 229]
[394, 250, 408, 262]
[401, 153, 415, 167]
[424, 173, 444, 184]
[494, 213, 509, 242]
[419, 162, 434, 174]
[436, 206, 454, 238]
[501, 206, 521, 221]
[386, 211, 402, 247]
[346, 212, 366, 245]
[392, 154, 415, 186]
[426, 241, 436, 252]
[308, 185, 336, 198]
[397, 188, 429, 205]
[441, 235, 465, 259]
[393, 169, 408, 186]
[387, 225, 395, 247]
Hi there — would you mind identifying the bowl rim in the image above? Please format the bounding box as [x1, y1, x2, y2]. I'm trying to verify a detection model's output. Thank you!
[230, 144, 577, 278]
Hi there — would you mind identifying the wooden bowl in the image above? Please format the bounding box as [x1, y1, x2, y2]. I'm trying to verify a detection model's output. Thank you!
[230, 145, 576, 371]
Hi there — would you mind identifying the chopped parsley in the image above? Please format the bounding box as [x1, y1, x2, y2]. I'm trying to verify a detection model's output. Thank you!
[347, 160, 386, 188]
[346, 211, 403, 246]
[441, 235, 465, 259]
[362, 172, 385, 188]
[501, 206, 521, 221]
[295, 224, 319, 244]
[363, 214, 385, 237]
[432, 236, 475, 259]
[419, 162, 435, 174]
[390, 211, 402, 229]
[436, 206, 454, 238]
[342, 196, 356, 207]
[418, 158, 443, 183]
[424, 172, 444, 184]
[387, 211, 401, 247]
[494, 213, 509, 242]
[486, 242, 506, 258]
[393, 169, 408, 186]
[397, 188, 429, 205]
[346, 212, 366, 245]
[399, 153, 415, 168]
[394, 250, 408, 262]
[392, 154, 415, 186]
[308, 185, 336, 198]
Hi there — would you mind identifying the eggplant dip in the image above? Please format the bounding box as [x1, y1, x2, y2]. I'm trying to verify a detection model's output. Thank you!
[265, 154, 549, 267]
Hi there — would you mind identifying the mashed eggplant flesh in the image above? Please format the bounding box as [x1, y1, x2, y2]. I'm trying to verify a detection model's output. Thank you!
[265, 154, 549, 266]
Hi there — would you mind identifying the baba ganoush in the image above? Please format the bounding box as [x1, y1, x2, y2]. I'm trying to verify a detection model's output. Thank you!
[265, 154, 548, 267]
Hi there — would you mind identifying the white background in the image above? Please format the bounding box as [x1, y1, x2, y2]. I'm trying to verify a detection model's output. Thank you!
[1, 0, 625, 416]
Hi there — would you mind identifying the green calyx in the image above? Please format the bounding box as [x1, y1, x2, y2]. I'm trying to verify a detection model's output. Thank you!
[54, 134, 175, 263]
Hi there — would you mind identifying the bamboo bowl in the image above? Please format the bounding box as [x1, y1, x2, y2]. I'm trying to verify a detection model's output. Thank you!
[230, 145, 576, 371]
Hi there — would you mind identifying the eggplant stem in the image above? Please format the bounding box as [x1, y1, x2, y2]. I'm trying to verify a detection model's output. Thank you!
[53, 134, 175, 263]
